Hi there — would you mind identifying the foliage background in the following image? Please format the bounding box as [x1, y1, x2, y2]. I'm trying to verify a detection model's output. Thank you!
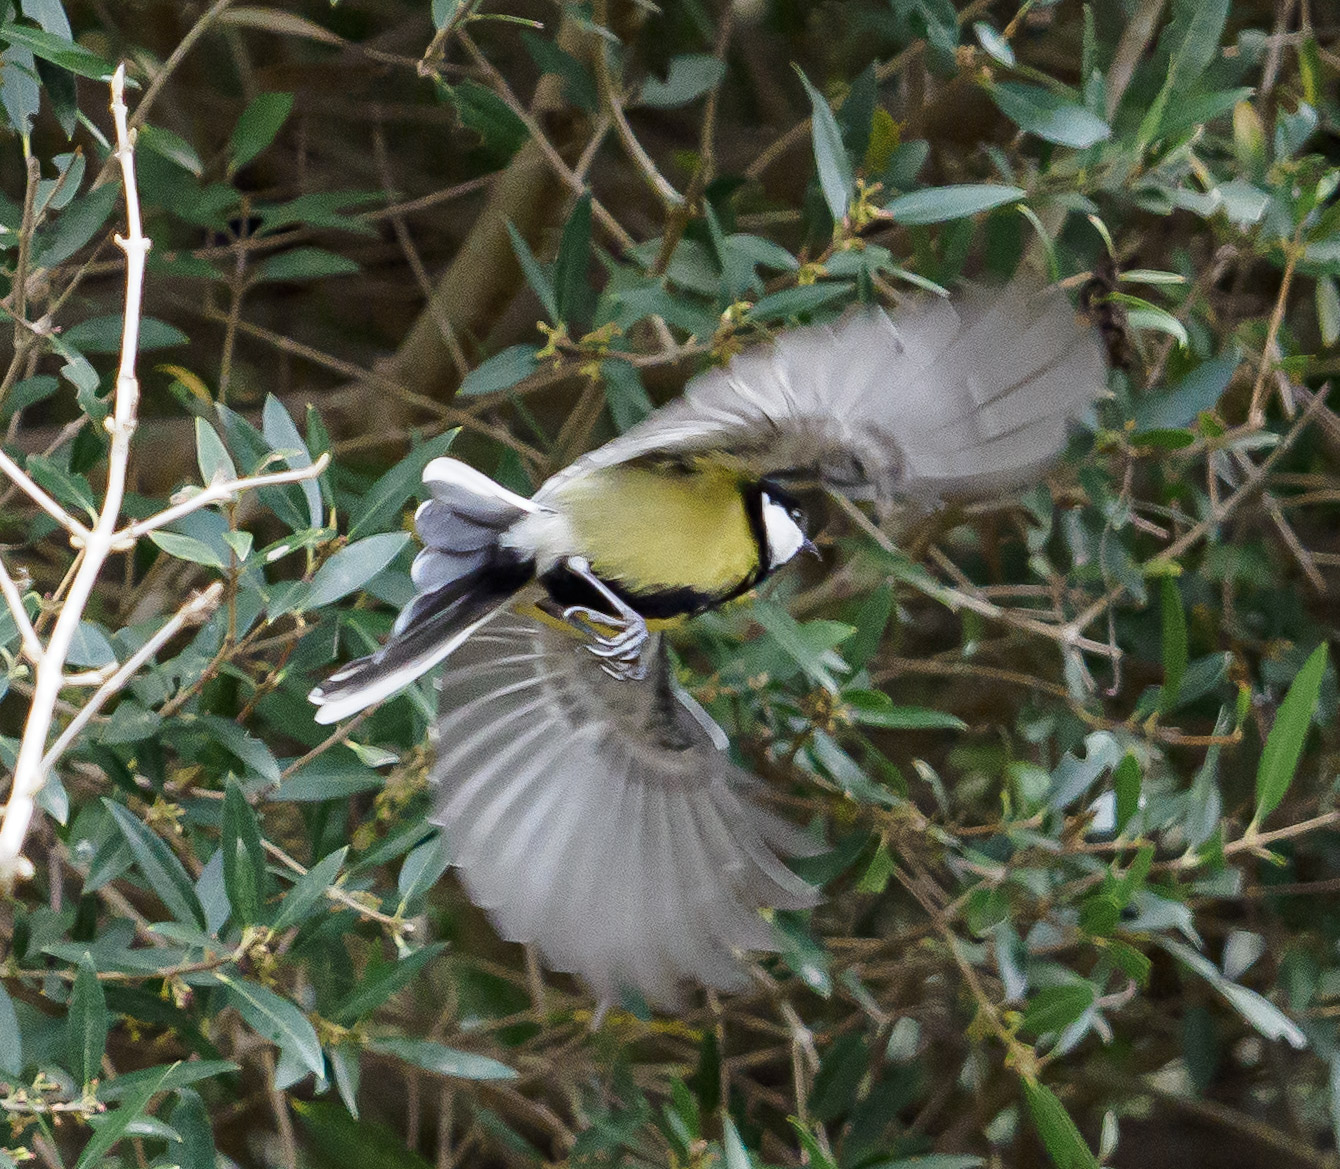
[1, 1, 1339, 1167]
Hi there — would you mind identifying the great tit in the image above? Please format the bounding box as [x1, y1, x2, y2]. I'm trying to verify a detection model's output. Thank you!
[309, 274, 1107, 1006]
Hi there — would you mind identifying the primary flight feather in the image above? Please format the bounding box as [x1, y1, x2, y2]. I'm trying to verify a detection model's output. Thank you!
[309, 274, 1107, 1006]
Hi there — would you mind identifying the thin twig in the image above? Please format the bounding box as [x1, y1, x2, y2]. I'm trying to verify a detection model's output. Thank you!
[112, 453, 331, 545]
[41, 583, 223, 771]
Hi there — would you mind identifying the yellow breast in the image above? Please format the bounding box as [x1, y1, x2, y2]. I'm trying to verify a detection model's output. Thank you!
[555, 459, 760, 601]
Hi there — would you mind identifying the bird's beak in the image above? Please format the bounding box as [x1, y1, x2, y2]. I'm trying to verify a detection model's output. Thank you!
[802, 537, 820, 560]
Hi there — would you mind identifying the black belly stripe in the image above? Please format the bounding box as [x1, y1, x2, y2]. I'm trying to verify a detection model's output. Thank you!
[540, 563, 759, 621]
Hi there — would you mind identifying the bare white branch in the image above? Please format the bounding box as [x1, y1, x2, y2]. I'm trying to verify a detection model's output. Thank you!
[0, 553, 40, 664]
[112, 451, 331, 547]
[0, 65, 151, 889]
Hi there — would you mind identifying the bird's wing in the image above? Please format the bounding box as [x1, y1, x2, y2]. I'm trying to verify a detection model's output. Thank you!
[536, 276, 1105, 504]
[428, 613, 820, 1007]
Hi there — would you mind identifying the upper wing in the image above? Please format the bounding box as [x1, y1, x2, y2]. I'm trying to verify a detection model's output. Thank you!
[537, 275, 1106, 504]
[428, 613, 819, 1008]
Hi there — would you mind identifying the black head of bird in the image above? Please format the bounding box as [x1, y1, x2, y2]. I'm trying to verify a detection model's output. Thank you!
[309, 274, 1108, 1008]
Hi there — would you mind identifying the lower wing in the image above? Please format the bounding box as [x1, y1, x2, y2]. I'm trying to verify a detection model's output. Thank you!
[428, 614, 820, 1007]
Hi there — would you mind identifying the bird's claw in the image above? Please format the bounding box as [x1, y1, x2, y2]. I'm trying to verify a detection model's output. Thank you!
[561, 605, 649, 681]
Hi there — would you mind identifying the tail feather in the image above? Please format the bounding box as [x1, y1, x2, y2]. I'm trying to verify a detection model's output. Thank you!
[309, 457, 537, 724]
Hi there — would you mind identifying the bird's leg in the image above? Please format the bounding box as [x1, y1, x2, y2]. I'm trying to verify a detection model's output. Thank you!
[559, 557, 650, 681]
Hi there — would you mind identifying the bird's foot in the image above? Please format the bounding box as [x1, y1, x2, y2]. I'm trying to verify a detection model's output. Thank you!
[561, 605, 649, 680]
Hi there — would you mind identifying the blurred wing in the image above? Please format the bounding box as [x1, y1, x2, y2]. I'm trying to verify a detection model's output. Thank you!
[538, 276, 1106, 503]
[429, 614, 819, 1007]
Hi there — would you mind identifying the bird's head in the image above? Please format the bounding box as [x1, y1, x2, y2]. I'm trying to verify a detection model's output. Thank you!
[759, 483, 817, 571]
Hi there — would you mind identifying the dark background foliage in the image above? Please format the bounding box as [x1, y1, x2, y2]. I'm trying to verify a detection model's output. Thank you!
[1, 2, 1340, 1168]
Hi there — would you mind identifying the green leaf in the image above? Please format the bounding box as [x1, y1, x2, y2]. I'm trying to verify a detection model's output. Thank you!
[0, 982, 21, 1076]
[306, 532, 410, 609]
[262, 395, 322, 529]
[988, 82, 1110, 148]
[885, 184, 1026, 224]
[1160, 577, 1187, 712]
[214, 974, 325, 1080]
[67, 954, 108, 1088]
[221, 778, 268, 926]
[62, 314, 188, 354]
[1112, 753, 1142, 836]
[843, 689, 966, 731]
[397, 832, 452, 909]
[639, 53, 726, 108]
[256, 247, 359, 282]
[74, 1063, 177, 1169]
[366, 1036, 517, 1080]
[272, 846, 347, 931]
[973, 21, 1014, 65]
[1253, 644, 1328, 827]
[138, 124, 204, 176]
[1131, 351, 1239, 430]
[1317, 276, 1340, 346]
[148, 529, 228, 569]
[722, 1116, 752, 1169]
[32, 182, 119, 267]
[448, 80, 529, 163]
[195, 417, 236, 486]
[553, 194, 593, 328]
[330, 943, 447, 1025]
[1022, 984, 1096, 1038]
[230, 92, 295, 173]
[795, 67, 854, 224]
[459, 345, 539, 396]
[600, 360, 654, 432]
[507, 221, 558, 322]
[520, 30, 597, 112]
[98, 1060, 239, 1103]
[104, 799, 206, 928]
[1022, 1079, 1100, 1169]
[750, 281, 853, 321]
[347, 430, 456, 539]
[0, 22, 113, 78]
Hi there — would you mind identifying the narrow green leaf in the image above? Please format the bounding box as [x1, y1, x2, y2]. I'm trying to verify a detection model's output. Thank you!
[988, 82, 1111, 148]
[1022, 1079, 1100, 1169]
[885, 184, 1026, 224]
[74, 1063, 177, 1169]
[215, 974, 325, 1080]
[97, 1060, 239, 1103]
[1160, 577, 1187, 711]
[0, 22, 113, 78]
[195, 417, 236, 486]
[230, 92, 295, 173]
[1021, 984, 1096, 1038]
[68, 954, 108, 1088]
[367, 1036, 517, 1080]
[256, 247, 359, 283]
[459, 345, 539, 396]
[305, 532, 410, 609]
[221, 778, 268, 926]
[330, 943, 447, 1025]
[167, 1087, 217, 1169]
[843, 689, 966, 731]
[347, 430, 456, 538]
[148, 529, 228, 569]
[104, 799, 206, 928]
[272, 846, 347, 930]
[261, 395, 322, 529]
[397, 832, 452, 909]
[506, 221, 558, 322]
[639, 53, 726, 108]
[1254, 644, 1328, 826]
[1112, 753, 1142, 836]
[553, 194, 593, 328]
[795, 67, 854, 224]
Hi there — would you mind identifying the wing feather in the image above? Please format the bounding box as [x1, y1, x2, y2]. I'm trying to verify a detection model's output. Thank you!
[535, 275, 1104, 504]
[429, 614, 819, 1007]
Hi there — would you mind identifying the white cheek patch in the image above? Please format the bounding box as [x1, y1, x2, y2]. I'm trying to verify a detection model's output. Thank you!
[761, 498, 806, 570]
